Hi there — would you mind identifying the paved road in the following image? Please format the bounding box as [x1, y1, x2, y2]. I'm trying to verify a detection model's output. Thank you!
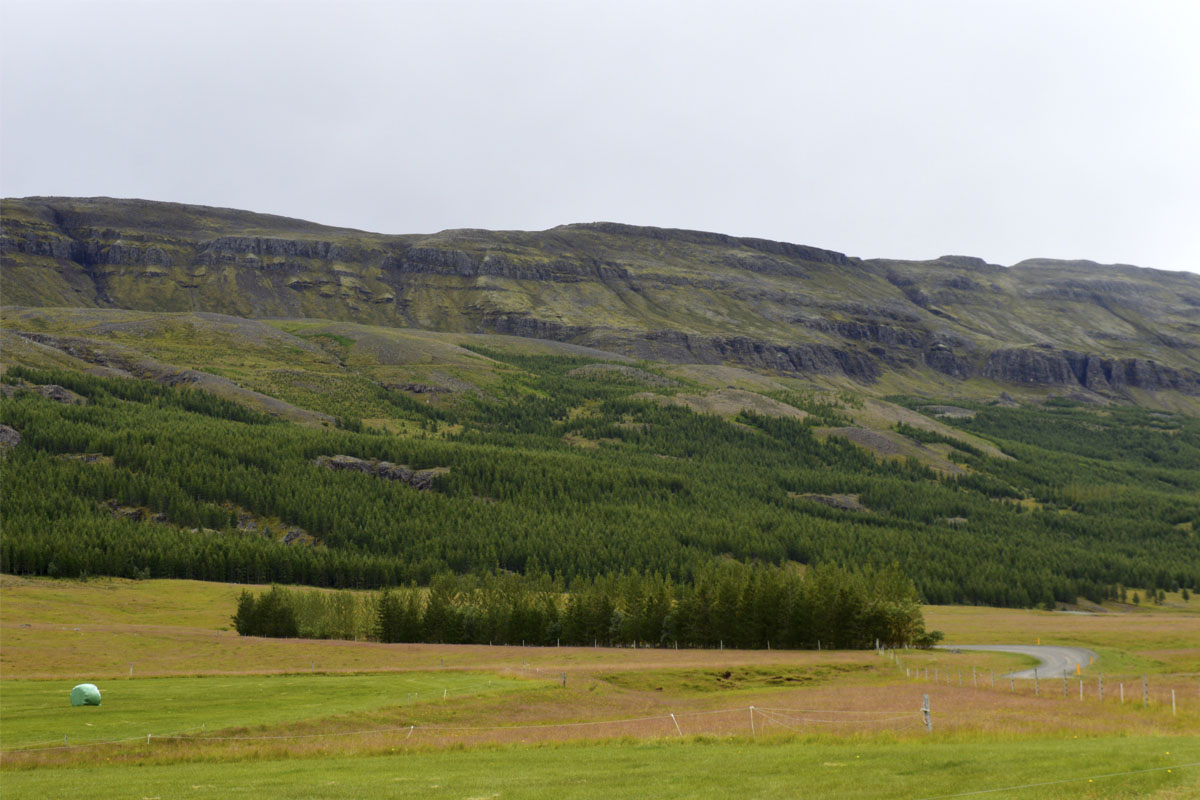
[936, 644, 1098, 679]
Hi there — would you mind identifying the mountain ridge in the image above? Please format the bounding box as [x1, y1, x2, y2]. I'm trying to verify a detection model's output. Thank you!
[4, 196, 1198, 402]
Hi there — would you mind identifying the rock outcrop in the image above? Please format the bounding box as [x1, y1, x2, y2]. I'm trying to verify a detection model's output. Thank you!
[0, 424, 20, 451]
[982, 348, 1200, 393]
[313, 454, 448, 490]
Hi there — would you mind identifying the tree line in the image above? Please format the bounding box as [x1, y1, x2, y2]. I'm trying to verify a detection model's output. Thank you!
[233, 563, 941, 649]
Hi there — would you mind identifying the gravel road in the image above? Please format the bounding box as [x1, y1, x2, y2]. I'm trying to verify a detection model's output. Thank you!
[936, 644, 1098, 678]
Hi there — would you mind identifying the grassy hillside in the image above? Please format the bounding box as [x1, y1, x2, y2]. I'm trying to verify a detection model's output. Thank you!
[4, 197, 1199, 403]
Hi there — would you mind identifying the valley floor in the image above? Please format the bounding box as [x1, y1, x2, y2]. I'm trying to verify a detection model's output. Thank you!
[2, 576, 1198, 798]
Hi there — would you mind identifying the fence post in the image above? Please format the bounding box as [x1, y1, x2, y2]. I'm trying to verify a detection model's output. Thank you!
[671, 713, 683, 736]
[1010, 677, 1015, 693]
[1120, 683, 1124, 704]
[1079, 679, 1083, 701]
[1035, 668, 1039, 697]
[1172, 690, 1176, 716]
[958, 668, 962, 687]
[922, 694, 932, 733]
[750, 706, 756, 736]
[972, 666, 977, 688]
[990, 669, 994, 689]
[1099, 673, 1103, 702]
[1143, 676, 1148, 708]
[1062, 673, 1068, 699]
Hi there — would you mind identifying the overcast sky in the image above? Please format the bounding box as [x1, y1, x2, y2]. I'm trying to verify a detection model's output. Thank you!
[2, 0, 1198, 272]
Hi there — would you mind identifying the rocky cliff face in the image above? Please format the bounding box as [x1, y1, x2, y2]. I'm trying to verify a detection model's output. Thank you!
[4, 197, 1199, 396]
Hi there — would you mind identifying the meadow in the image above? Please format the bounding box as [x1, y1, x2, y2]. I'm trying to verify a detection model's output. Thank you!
[2, 576, 1198, 798]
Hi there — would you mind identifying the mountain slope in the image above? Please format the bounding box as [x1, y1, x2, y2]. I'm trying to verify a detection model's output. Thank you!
[3, 196, 1199, 402]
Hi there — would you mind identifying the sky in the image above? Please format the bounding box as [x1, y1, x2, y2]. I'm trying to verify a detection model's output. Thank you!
[2, 0, 1198, 272]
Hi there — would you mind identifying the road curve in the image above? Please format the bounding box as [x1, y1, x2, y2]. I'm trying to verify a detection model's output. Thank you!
[935, 644, 1098, 679]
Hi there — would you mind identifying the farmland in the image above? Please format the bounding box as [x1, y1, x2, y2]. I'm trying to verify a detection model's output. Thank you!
[1, 576, 1198, 798]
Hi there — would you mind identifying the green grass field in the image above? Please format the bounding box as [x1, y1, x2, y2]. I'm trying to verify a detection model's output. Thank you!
[3, 735, 1198, 799]
[0, 672, 531, 750]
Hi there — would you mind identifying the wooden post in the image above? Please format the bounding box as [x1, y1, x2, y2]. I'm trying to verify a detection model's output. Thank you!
[1034, 668, 1039, 697]
[1010, 677, 1015, 693]
[749, 706, 756, 736]
[1143, 675, 1148, 708]
[958, 668, 962, 687]
[922, 694, 932, 732]
[972, 666, 977, 688]
[1120, 683, 1124, 704]
[1172, 689, 1176, 715]
[1079, 679, 1083, 700]
[561, 672, 567, 687]
[1062, 673, 1068, 699]
[1099, 673, 1103, 702]
[990, 669, 994, 689]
